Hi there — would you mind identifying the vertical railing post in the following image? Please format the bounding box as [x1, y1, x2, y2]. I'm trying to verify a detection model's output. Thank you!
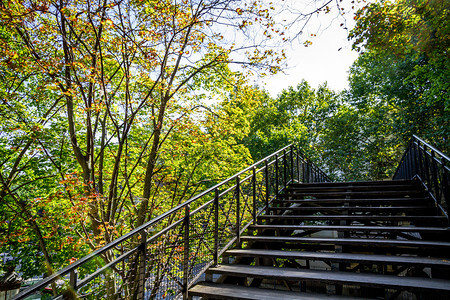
[236, 176, 241, 248]
[252, 167, 257, 224]
[441, 158, 449, 209]
[296, 151, 300, 182]
[418, 140, 424, 180]
[306, 161, 310, 183]
[290, 146, 294, 183]
[283, 150, 287, 187]
[69, 270, 78, 293]
[275, 155, 279, 199]
[424, 145, 431, 189]
[183, 205, 190, 300]
[265, 160, 269, 214]
[138, 231, 147, 299]
[408, 145, 413, 178]
[214, 188, 219, 266]
[431, 150, 440, 201]
[413, 140, 419, 175]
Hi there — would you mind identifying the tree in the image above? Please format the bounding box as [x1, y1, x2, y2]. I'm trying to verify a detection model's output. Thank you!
[244, 81, 338, 160]
[349, 0, 449, 152]
[0, 0, 287, 283]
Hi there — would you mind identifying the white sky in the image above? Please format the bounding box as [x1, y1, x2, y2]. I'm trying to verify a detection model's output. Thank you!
[255, 1, 363, 97]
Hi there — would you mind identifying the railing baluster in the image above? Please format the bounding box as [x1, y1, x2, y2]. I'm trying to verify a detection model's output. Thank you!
[283, 150, 287, 187]
[214, 188, 219, 266]
[70, 270, 78, 292]
[418, 140, 424, 180]
[183, 204, 190, 300]
[138, 231, 147, 299]
[413, 141, 419, 175]
[275, 154, 279, 199]
[442, 159, 449, 209]
[407, 144, 412, 179]
[252, 167, 256, 224]
[265, 160, 269, 214]
[236, 176, 241, 248]
[290, 146, 294, 184]
[431, 150, 439, 200]
[424, 145, 431, 191]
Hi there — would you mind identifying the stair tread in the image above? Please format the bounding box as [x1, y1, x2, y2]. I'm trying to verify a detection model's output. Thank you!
[274, 198, 429, 204]
[207, 265, 450, 291]
[286, 185, 421, 191]
[224, 249, 450, 267]
[249, 224, 449, 232]
[189, 282, 362, 300]
[279, 191, 424, 197]
[289, 180, 416, 187]
[269, 206, 431, 211]
[258, 215, 446, 221]
[241, 235, 450, 248]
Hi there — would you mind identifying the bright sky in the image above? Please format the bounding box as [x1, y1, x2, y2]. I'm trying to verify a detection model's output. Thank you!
[256, 1, 362, 97]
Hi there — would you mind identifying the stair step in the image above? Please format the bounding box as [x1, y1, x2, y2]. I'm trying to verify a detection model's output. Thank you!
[189, 282, 361, 300]
[279, 190, 425, 198]
[258, 215, 447, 222]
[224, 249, 450, 268]
[273, 197, 429, 204]
[249, 224, 449, 233]
[268, 206, 432, 212]
[286, 185, 421, 192]
[241, 236, 450, 248]
[206, 265, 450, 292]
[289, 180, 416, 188]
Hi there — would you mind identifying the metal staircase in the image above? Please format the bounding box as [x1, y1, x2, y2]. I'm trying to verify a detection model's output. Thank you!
[190, 180, 450, 299]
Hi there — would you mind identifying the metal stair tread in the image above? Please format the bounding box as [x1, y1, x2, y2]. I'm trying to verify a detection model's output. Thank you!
[278, 190, 425, 197]
[268, 206, 431, 211]
[249, 224, 449, 233]
[224, 249, 450, 267]
[258, 215, 446, 221]
[189, 282, 364, 300]
[241, 235, 450, 248]
[206, 264, 450, 291]
[273, 197, 429, 204]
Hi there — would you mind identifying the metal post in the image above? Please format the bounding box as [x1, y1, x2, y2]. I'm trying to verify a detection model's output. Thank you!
[296, 151, 300, 182]
[252, 167, 256, 224]
[441, 159, 449, 209]
[183, 205, 190, 300]
[431, 150, 439, 200]
[413, 140, 419, 175]
[275, 155, 279, 199]
[214, 189, 219, 266]
[283, 150, 287, 187]
[138, 231, 147, 299]
[290, 146, 294, 183]
[236, 176, 241, 248]
[407, 146, 413, 178]
[265, 160, 269, 214]
[69, 270, 78, 290]
[424, 145, 431, 189]
[418, 141, 424, 180]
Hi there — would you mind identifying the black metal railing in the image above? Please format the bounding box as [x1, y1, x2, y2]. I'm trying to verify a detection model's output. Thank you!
[13, 145, 329, 300]
[394, 135, 449, 215]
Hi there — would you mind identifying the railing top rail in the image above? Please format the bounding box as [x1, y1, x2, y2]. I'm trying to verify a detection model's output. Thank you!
[412, 134, 450, 162]
[15, 143, 297, 299]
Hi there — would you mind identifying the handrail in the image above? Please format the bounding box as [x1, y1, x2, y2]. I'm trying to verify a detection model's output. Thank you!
[14, 144, 330, 300]
[393, 135, 449, 214]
